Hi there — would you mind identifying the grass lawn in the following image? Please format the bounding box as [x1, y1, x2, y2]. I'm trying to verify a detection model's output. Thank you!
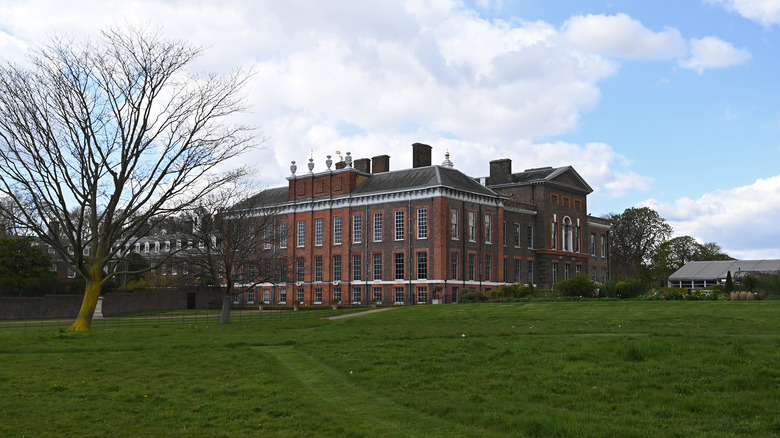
[1, 301, 779, 437]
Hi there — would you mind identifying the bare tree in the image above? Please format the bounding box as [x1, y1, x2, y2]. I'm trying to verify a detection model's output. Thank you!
[0, 26, 258, 330]
[186, 185, 289, 324]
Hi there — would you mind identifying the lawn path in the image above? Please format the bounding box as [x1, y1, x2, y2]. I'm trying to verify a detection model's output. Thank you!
[264, 345, 490, 438]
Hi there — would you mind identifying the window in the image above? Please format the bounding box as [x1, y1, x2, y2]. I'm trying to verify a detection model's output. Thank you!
[297, 220, 305, 247]
[352, 287, 362, 304]
[417, 208, 428, 239]
[279, 258, 288, 282]
[332, 287, 341, 303]
[527, 225, 534, 249]
[503, 257, 507, 281]
[451, 252, 459, 280]
[296, 258, 305, 282]
[451, 209, 459, 240]
[552, 262, 558, 285]
[503, 221, 507, 246]
[352, 254, 362, 281]
[514, 223, 521, 247]
[154, 241, 159, 252]
[468, 253, 476, 281]
[144, 242, 150, 252]
[592, 267, 597, 281]
[394, 253, 405, 280]
[563, 217, 572, 252]
[468, 212, 476, 241]
[417, 286, 428, 303]
[165, 241, 170, 252]
[264, 224, 272, 249]
[551, 219, 558, 250]
[394, 286, 404, 304]
[514, 259, 521, 283]
[485, 254, 492, 282]
[314, 288, 323, 304]
[279, 288, 287, 304]
[373, 213, 383, 242]
[333, 255, 342, 282]
[279, 222, 288, 249]
[314, 256, 323, 282]
[68, 267, 76, 278]
[394, 210, 405, 240]
[333, 217, 342, 245]
[564, 263, 570, 280]
[352, 214, 362, 243]
[576, 264, 582, 276]
[527, 260, 534, 284]
[372, 287, 382, 302]
[263, 289, 271, 304]
[134, 243, 140, 253]
[591, 234, 596, 256]
[601, 236, 606, 258]
[417, 251, 427, 279]
[484, 214, 492, 244]
[602, 269, 607, 284]
[452, 287, 459, 303]
[296, 288, 304, 302]
[315, 219, 323, 246]
[373, 253, 383, 281]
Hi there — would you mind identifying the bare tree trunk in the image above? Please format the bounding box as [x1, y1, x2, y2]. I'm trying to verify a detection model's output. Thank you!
[68, 274, 101, 331]
[220, 293, 231, 324]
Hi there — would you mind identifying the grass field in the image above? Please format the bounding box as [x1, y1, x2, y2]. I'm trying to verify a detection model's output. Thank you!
[1, 301, 779, 437]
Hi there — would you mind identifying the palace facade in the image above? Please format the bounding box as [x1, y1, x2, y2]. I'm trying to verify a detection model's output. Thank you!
[236, 143, 610, 306]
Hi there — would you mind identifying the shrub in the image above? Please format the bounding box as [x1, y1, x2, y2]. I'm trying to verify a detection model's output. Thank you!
[555, 275, 597, 297]
[458, 288, 488, 303]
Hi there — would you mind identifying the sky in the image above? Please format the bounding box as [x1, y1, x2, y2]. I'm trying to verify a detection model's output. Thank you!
[1, 0, 779, 259]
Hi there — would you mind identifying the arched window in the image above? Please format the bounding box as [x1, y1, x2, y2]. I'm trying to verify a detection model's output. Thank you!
[563, 217, 573, 252]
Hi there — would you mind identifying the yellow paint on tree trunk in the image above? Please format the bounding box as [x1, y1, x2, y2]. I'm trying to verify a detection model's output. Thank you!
[67, 269, 103, 331]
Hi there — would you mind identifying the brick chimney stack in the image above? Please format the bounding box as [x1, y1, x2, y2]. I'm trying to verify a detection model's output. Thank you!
[372, 155, 390, 173]
[412, 143, 432, 168]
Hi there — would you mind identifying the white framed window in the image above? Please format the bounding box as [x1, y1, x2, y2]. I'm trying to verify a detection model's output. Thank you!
[417, 208, 427, 239]
[394, 286, 405, 304]
[451, 208, 459, 240]
[352, 214, 362, 243]
[451, 251, 459, 280]
[333, 255, 342, 282]
[417, 251, 427, 279]
[485, 254, 492, 282]
[352, 254, 362, 280]
[314, 256, 323, 282]
[373, 253, 382, 281]
[514, 223, 521, 247]
[264, 224, 273, 249]
[314, 288, 323, 304]
[563, 217, 573, 252]
[416, 286, 428, 303]
[394, 210, 405, 241]
[296, 288, 304, 303]
[468, 212, 475, 242]
[248, 290, 255, 303]
[601, 236, 606, 258]
[394, 252, 404, 280]
[315, 218, 324, 246]
[332, 287, 341, 303]
[333, 217, 342, 245]
[263, 289, 271, 304]
[279, 222, 288, 249]
[351, 287, 362, 304]
[279, 288, 287, 304]
[527, 225, 534, 249]
[165, 241, 170, 252]
[297, 220, 305, 247]
[484, 214, 492, 244]
[373, 212, 383, 242]
[591, 234, 596, 256]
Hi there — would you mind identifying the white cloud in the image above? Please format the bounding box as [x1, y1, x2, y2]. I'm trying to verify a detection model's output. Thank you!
[641, 174, 780, 259]
[709, 0, 780, 26]
[559, 13, 687, 59]
[679, 36, 751, 73]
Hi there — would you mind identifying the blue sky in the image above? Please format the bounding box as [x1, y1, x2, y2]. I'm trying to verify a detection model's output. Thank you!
[1, 0, 779, 259]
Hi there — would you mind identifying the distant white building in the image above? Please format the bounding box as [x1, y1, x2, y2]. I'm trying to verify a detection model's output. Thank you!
[668, 260, 780, 289]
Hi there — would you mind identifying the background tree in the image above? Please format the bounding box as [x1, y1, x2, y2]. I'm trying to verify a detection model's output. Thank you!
[0, 26, 257, 330]
[186, 186, 289, 324]
[605, 207, 673, 280]
[0, 236, 54, 296]
[650, 236, 735, 286]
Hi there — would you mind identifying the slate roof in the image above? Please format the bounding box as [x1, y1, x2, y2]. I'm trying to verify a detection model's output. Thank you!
[669, 260, 780, 281]
[354, 165, 499, 198]
[490, 165, 593, 194]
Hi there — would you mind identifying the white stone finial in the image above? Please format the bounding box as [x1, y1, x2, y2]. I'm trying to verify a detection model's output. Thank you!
[442, 151, 454, 168]
[290, 160, 297, 175]
[308, 157, 315, 173]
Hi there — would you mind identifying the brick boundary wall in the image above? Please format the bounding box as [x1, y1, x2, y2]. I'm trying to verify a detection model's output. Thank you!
[0, 287, 223, 320]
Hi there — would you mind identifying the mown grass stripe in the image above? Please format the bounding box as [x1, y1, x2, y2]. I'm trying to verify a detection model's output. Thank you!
[264, 345, 492, 437]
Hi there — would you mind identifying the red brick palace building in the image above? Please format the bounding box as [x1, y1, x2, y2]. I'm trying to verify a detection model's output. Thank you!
[237, 143, 609, 306]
